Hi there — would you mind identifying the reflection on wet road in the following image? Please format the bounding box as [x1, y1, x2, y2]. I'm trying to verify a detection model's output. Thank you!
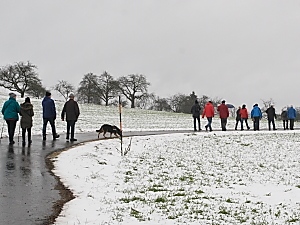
[0, 130, 189, 224]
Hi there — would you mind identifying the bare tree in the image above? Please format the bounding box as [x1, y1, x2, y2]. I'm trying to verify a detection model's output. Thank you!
[54, 80, 75, 101]
[0, 61, 42, 98]
[77, 73, 100, 104]
[261, 98, 276, 115]
[98, 71, 119, 106]
[26, 79, 46, 98]
[117, 74, 150, 108]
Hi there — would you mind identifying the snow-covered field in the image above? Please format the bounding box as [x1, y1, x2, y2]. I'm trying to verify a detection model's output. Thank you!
[1, 93, 300, 224]
[52, 131, 300, 225]
[0, 94, 274, 136]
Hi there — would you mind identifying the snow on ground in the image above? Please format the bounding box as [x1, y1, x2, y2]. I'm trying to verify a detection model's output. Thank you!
[52, 130, 300, 225]
[2, 93, 300, 224]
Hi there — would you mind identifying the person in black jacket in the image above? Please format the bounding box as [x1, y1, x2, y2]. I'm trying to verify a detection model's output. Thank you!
[61, 93, 80, 141]
[191, 100, 201, 131]
[235, 106, 241, 130]
[266, 105, 277, 130]
[281, 108, 288, 130]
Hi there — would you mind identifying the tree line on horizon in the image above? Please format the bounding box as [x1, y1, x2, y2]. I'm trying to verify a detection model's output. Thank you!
[1, 61, 300, 119]
[0, 61, 223, 113]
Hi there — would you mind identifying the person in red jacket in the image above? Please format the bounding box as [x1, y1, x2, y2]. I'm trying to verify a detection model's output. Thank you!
[202, 101, 214, 131]
[239, 104, 250, 130]
[217, 100, 229, 131]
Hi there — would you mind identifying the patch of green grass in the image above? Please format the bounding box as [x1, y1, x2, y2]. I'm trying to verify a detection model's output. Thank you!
[173, 192, 186, 197]
[119, 196, 145, 203]
[130, 208, 145, 221]
[195, 189, 205, 194]
[225, 198, 234, 203]
[219, 206, 230, 215]
[155, 196, 167, 203]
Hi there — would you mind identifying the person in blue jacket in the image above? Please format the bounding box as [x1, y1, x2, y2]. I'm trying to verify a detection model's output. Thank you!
[287, 105, 297, 130]
[251, 103, 262, 131]
[42, 91, 60, 140]
[1, 92, 20, 145]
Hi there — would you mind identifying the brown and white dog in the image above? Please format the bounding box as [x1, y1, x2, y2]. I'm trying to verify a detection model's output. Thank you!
[96, 124, 122, 138]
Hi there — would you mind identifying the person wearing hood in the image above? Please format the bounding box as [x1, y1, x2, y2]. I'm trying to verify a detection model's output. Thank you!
[251, 104, 262, 131]
[42, 91, 60, 140]
[191, 100, 201, 131]
[20, 97, 34, 146]
[287, 105, 297, 130]
[202, 101, 214, 132]
[1, 92, 20, 145]
[281, 108, 288, 130]
[61, 93, 80, 141]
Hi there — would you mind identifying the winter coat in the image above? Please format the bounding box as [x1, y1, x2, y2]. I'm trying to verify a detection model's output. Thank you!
[202, 102, 214, 118]
[42, 96, 56, 119]
[1, 97, 20, 121]
[236, 109, 241, 120]
[217, 103, 229, 119]
[191, 103, 201, 118]
[251, 106, 262, 118]
[287, 107, 296, 119]
[265, 106, 276, 120]
[61, 99, 80, 121]
[281, 110, 288, 120]
[20, 102, 34, 129]
[240, 108, 249, 119]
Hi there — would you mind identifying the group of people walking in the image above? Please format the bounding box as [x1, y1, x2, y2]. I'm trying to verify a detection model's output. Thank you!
[191, 100, 297, 132]
[1, 91, 80, 146]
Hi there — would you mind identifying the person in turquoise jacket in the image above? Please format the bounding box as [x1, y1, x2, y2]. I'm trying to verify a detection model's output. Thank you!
[1, 92, 20, 145]
[251, 103, 262, 131]
[287, 105, 297, 130]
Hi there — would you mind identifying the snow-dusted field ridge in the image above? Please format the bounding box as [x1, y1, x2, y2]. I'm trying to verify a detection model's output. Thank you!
[53, 131, 300, 225]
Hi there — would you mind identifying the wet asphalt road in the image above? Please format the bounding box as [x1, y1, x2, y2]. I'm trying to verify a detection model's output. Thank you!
[0, 130, 192, 225]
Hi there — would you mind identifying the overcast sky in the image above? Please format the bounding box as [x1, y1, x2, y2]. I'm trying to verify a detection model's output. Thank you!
[1, 0, 300, 110]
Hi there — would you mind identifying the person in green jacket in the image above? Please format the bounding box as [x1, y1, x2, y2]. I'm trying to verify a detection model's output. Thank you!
[1, 93, 20, 145]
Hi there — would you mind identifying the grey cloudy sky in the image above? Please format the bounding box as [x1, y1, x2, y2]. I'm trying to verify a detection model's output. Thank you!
[1, 0, 300, 110]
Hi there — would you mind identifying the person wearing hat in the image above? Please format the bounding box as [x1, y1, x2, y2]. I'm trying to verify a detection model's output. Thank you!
[1, 92, 20, 145]
[42, 91, 60, 140]
[190, 99, 201, 131]
[217, 100, 229, 131]
[61, 93, 80, 141]
[20, 97, 34, 146]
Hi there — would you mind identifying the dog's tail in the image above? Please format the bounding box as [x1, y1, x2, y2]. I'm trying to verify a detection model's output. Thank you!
[96, 129, 100, 132]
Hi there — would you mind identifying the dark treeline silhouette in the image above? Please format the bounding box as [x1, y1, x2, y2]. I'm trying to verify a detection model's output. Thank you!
[1, 61, 300, 119]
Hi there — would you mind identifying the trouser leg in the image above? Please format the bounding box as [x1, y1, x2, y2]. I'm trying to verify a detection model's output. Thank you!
[67, 121, 71, 138]
[49, 118, 57, 137]
[207, 117, 212, 131]
[6, 120, 17, 143]
[27, 128, 31, 142]
[42, 118, 48, 137]
[22, 128, 26, 142]
[68, 120, 75, 139]
[290, 119, 295, 130]
[197, 117, 201, 130]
